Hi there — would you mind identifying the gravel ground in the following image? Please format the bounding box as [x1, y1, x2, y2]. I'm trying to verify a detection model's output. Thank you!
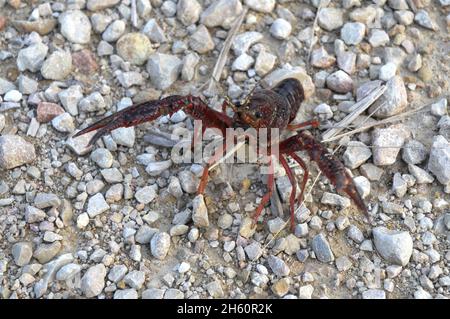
[0, 0, 449, 299]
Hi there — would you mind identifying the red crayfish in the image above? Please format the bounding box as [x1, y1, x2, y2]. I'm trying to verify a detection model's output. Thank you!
[74, 78, 367, 230]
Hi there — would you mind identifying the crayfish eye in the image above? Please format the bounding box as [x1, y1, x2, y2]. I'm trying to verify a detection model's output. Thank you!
[254, 111, 262, 119]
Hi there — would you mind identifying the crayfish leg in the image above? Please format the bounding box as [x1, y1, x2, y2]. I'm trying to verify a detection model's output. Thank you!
[288, 152, 309, 213]
[278, 155, 297, 231]
[252, 159, 275, 226]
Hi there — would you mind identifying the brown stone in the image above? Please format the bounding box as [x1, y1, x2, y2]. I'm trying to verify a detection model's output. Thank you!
[0, 16, 7, 31]
[12, 19, 57, 35]
[8, 0, 21, 9]
[37, 102, 65, 123]
[72, 49, 98, 75]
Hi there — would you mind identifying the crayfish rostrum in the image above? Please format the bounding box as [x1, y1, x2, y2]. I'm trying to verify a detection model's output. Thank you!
[74, 78, 367, 230]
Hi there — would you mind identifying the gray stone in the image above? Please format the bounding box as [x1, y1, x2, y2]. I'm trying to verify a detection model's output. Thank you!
[12, 242, 33, 266]
[90, 13, 112, 33]
[205, 280, 224, 298]
[124, 270, 145, 289]
[394, 10, 414, 25]
[341, 22, 366, 45]
[335, 256, 352, 271]
[350, 5, 378, 25]
[102, 20, 126, 42]
[372, 227, 413, 266]
[178, 170, 198, 194]
[232, 31, 263, 56]
[255, 50, 276, 77]
[164, 288, 184, 299]
[337, 51, 356, 75]
[318, 8, 344, 31]
[59, 10, 91, 44]
[142, 288, 165, 299]
[311, 233, 334, 263]
[114, 289, 138, 299]
[201, 0, 243, 29]
[0, 135, 36, 169]
[134, 186, 157, 204]
[402, 140, 427, 164]
[343, 141, 372, 169]
[34, 193, 60, 209]
[347, 225, 364, 243]
[79, 92, 106, 113]
[428, 135, 450, 185]
[267, 255, 290, 277]
[414, 10, 438, 31]
[56, 263, 81, 281]
[146, 53, 182, 90]
[136, 225, 158, 243]
[362, 289, 386, 299]
[244, 242, 262, 260]
[189, 25, 215, 54]
[270, 19, 292, 40]
[52, 113, 75, 133]
[177, 0, 201, 26]
[150, 232, 171, 260]
[25, 206, 46, 223]
[87, 0, 120, 11]
[90, 148, 113, 168]
[232, 53, 254, 71]
[33, 253, 74, 298]
[408, 164, 434, 184]
[326, 70, 353, 93]
[81, 264, 107, 297]
[372, 124, 410, 165]
[321, 192, 351, 209]
[245, 0, 275, 13]
[431, 98, 447, 117]
[142, 19, 167, 43]
[58, 85, 83, 116]
[368, 29, 390, 47]
[192, 194, 209, 227]
[108, 265, 128, 283]
[87, 193, 110, 217]
[41, 50, 72, 80]
[145, 160, 172, 176]
[18, 75, 38, 94]
[98, 40, 114, 56]
[353, 176, 371, 198]
[33, 241, 61, 264]
[17, 42, 48, 72]
[392, 172, 407, 197]
[181, 52, 200, 81]
[111, 127, 135, 147]
[161, 1, 177, 17]
[299, 285, 314, 299]
[0, 78, 17, 95]
[378, 62, 397, 81]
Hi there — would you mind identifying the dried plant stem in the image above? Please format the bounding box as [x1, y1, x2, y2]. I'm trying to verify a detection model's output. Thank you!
[199, 8, 248, 95]
[321, 84, 386, 142]
[306, 0, 323, 70]
[131, 0, 138, 28]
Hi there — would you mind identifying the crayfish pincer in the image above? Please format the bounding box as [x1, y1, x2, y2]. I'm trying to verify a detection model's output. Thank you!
[74, 78, 367, 230]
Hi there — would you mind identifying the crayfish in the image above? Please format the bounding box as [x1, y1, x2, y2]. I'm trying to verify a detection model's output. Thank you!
[74, 78, 367, 230]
